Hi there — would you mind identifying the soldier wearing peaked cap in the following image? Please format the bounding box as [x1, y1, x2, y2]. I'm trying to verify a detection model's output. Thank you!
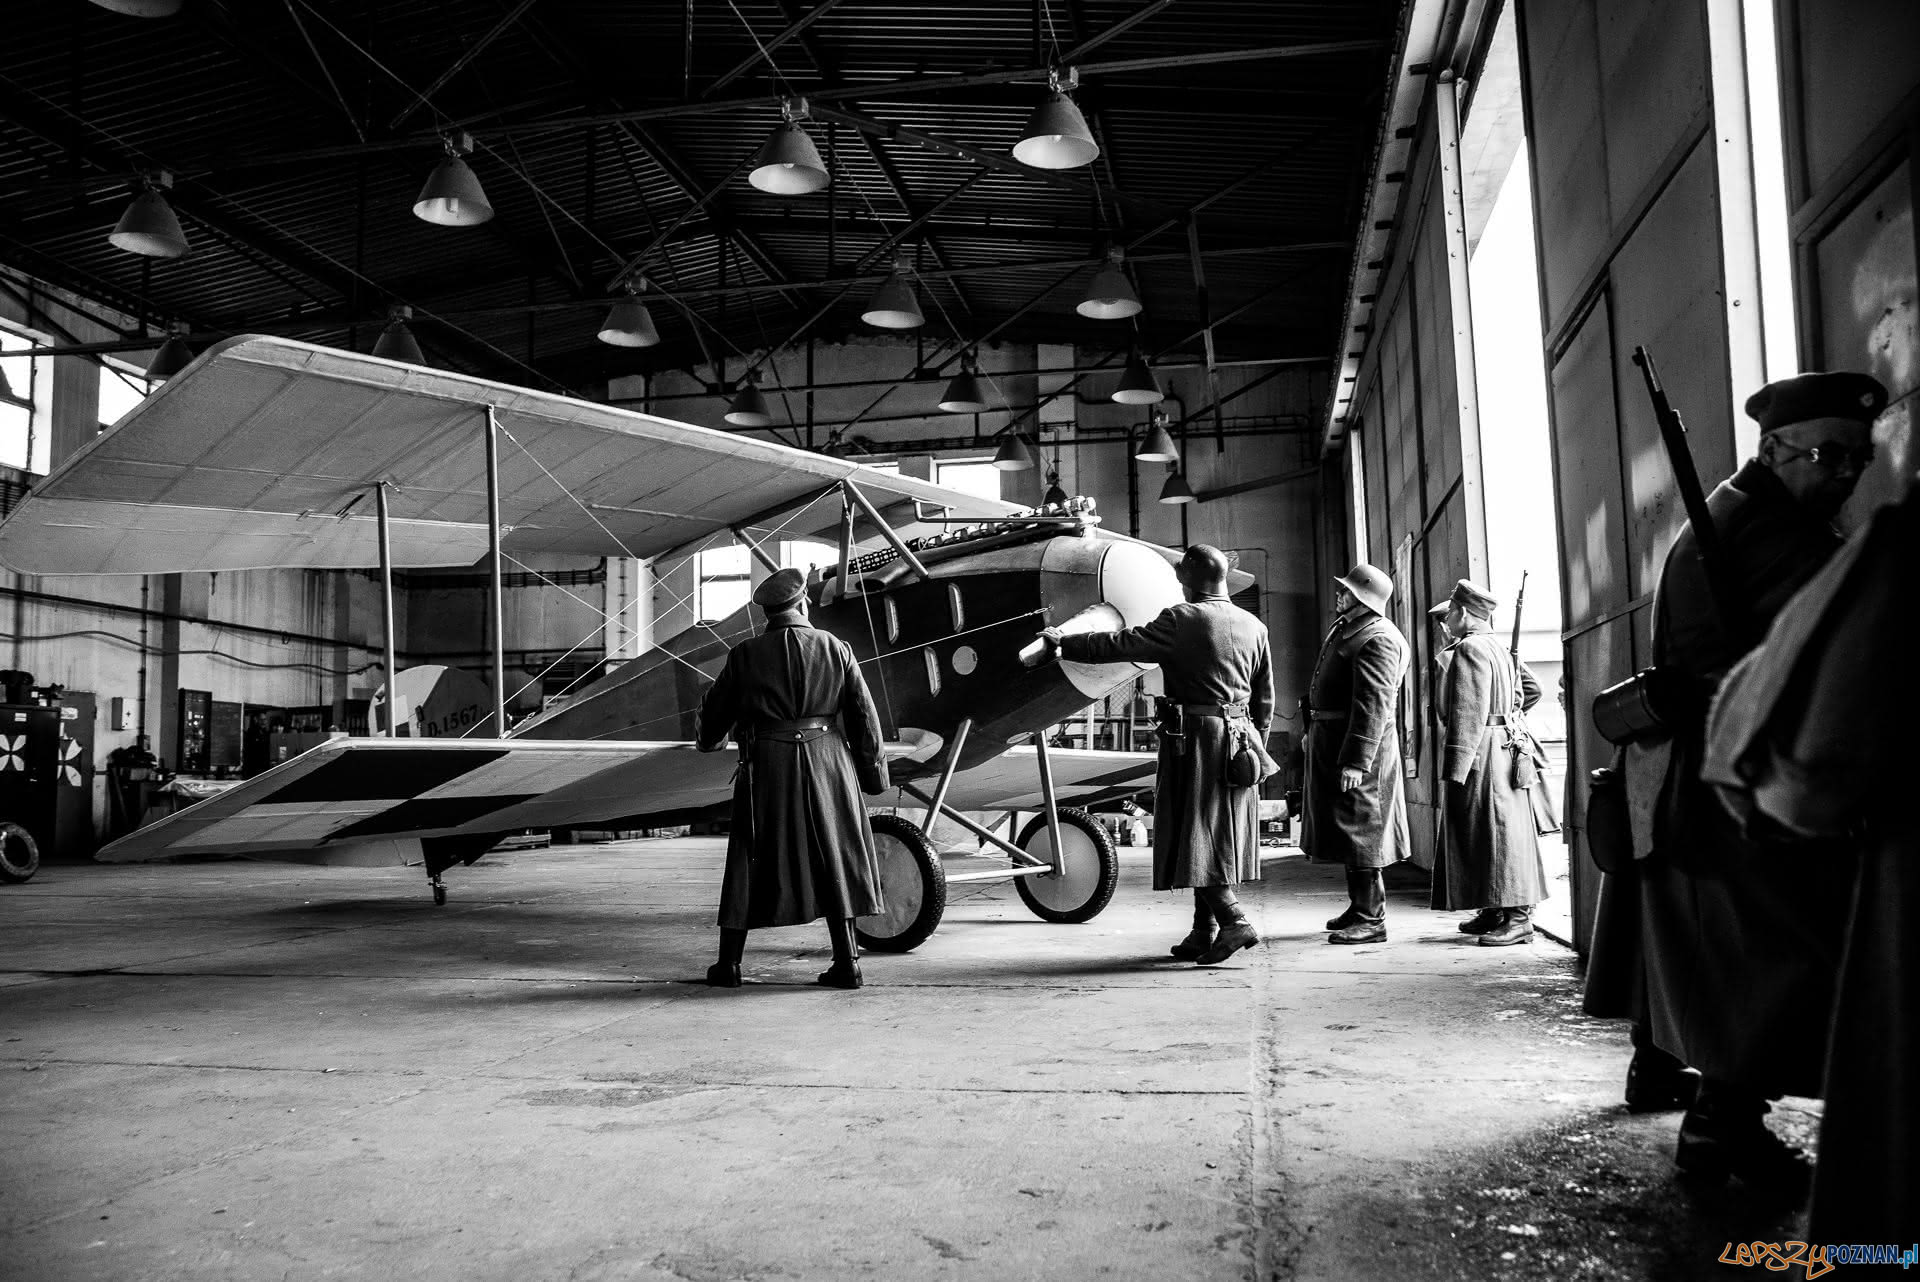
[696, 567, 890, 990]
[1302, 562, 1412, 943]
[1583, 369, 1887, 1200]
[1426, 580, 1550, 946]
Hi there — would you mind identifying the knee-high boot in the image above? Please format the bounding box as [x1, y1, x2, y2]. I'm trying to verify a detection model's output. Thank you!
[1169, 891, 1217, 960]
[1194, 886, 1260, 965]
[819, 917, 863, 989]
[707, 927, 747, 988]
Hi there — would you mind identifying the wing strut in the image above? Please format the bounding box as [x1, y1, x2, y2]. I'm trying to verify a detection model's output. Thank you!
[375, 481, 398, 736]
[841, 480, 931, 583]
[485, 406, 506, 735]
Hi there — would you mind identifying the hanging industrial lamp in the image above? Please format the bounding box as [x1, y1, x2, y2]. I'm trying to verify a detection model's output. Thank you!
[87, 0, 183, 15]
[1158, 468, 1196, 504]
[938, 355, 989, 413]
[1077, 247, 1141, 319]
[597, 281, 660, 347]
[372, 304, 426, 364]
[748, 100, 829, 195]
[1013, 70, 1099, 170]
[1136, 409, 1179, 462]
[413, 132, 494, 226]
[725, 370, 774, 427]
[109, 172, 189, 259]
[145, 322, 194, 380]
[1043, 460, 1069, 507]
[992, 432, 1038, 471]
[861, 265, 924, 329]
[1111, 350, 1164, 405]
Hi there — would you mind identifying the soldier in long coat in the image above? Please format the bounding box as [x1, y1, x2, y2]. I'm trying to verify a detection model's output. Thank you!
[1582, 370, 1885, 1198]
[1302, 563, 1411, 943]
[1041, 545, 1275, 966]
[696, 568, 889, 990]
[1702, 487, 1916, 1241]
[1426, 579, 1549, 945]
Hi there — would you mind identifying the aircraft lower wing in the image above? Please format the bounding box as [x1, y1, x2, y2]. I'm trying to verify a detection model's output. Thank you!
[98, 737, 1158, 865]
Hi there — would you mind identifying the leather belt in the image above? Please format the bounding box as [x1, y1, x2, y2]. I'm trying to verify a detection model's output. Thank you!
[748, 716, 836, 743]
[1487, 715, 1513, 727]
[1182, 701, 1249, 719]
[1308, 709, 1348, 722]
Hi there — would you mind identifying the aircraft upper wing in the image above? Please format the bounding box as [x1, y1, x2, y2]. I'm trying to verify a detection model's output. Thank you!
[0, 335, 1020, 575]
[98, 735, 1157, 864]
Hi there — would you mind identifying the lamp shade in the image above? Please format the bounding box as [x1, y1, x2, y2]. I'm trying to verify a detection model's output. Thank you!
[597, 298, 660, 347]
[938, 369, 989, 413]
[725, 378, 773, 428]
[413, 155, 494, 226]
[748, 122, 830, 195]
[1158, 470, 1196, 504]
[1076, 262, 1141, 320]
[109, 189, 189, 258]
[992, 433, 1037, 471]
[88, 0, 183, 15]
[1136, 419, 1179, 462]
[145, 333, 194, 380]
[372, 308, 425, 364]
[1013, 91, 1100, 170]
[1111, 352, 1164, 405]
[861, 271, 924, 329]
[1043, 474, 1069, 506]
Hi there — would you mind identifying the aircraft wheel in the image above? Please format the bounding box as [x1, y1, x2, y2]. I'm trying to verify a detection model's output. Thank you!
[856, 813, 946, 953]
[1014, 808, 1119, 924]
[0, 821, 39, 884]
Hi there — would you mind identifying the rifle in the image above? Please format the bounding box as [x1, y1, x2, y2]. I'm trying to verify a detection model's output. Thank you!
[1508, 570, 1528, 669]
[1631, 346, 1746, 641]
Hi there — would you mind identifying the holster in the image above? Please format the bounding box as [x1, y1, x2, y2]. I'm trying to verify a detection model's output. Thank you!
[1585, 753, 1633, 874]
[1154, 697, 1188, 758]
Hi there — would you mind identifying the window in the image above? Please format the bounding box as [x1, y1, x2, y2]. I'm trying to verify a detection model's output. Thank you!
[0, 327, 46, 474]
[947, 582, 965, 632]
[922, 648, 942, 696]
[694, 545, 751, 623]
[883, 596, 900, 642]
[934, 457, 1002, 501]
[780, 538, 835, 574]
[98, 359, 146, 432]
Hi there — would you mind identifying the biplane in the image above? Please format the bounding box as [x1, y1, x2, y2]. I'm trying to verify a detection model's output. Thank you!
[0, 335, 1238, 950]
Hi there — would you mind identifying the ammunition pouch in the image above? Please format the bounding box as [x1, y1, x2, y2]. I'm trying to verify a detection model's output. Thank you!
[1591, 667, 1701, 747]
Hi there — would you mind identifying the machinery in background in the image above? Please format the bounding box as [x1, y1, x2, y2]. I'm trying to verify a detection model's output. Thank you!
[0, 670, 96, 883]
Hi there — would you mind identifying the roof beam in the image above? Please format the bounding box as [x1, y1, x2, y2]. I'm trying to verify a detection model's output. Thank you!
[702, 0, 846, 98]
[184, 41, 1384, 173]
[1057, 0, 1181, 65]
[389, 0, 543, 130]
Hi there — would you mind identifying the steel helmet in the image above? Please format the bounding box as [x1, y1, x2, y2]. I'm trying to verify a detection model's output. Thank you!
[1333, 562, 1393, 616]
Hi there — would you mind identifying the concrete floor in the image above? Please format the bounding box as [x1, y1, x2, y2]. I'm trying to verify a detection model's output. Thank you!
[2, 840, 1821, 1281]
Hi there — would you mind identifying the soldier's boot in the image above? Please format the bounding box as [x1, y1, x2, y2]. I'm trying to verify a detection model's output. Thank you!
[1329, 868, 1386, 943]
[706, 927, 747, 988]
[1170, 892, 1218, 960]
[1478, 906, 1536, 947]
[817, 916, 863, 990]
[1457, 907, 1505, 935]
[1325, 907, 1362, 931]
[1195, 890, 1260, 965]
[1674, 1081, 1811, 1203]
[1624, 1023, 1701, 1113]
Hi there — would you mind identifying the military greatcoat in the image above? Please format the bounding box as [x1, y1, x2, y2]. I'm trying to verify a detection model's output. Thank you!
[1301, 611, 1411, 870]
[696, 610, 887, 930]
[1701, 491, 1917, 1242]
[1429, 631, 1549, 910]
[1058, 595, 1274, 891]
[1582, 459, 1853, 1097]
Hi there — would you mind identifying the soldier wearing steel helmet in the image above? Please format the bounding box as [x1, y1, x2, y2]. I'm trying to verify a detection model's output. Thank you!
[1302, 562, 1411, 943]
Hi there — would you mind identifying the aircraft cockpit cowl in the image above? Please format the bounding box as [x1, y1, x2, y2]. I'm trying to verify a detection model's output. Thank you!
[1039, 535, 1181, 700]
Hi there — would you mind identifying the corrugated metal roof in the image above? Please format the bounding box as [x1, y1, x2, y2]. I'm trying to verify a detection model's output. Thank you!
[1, 0, 1398, 393]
